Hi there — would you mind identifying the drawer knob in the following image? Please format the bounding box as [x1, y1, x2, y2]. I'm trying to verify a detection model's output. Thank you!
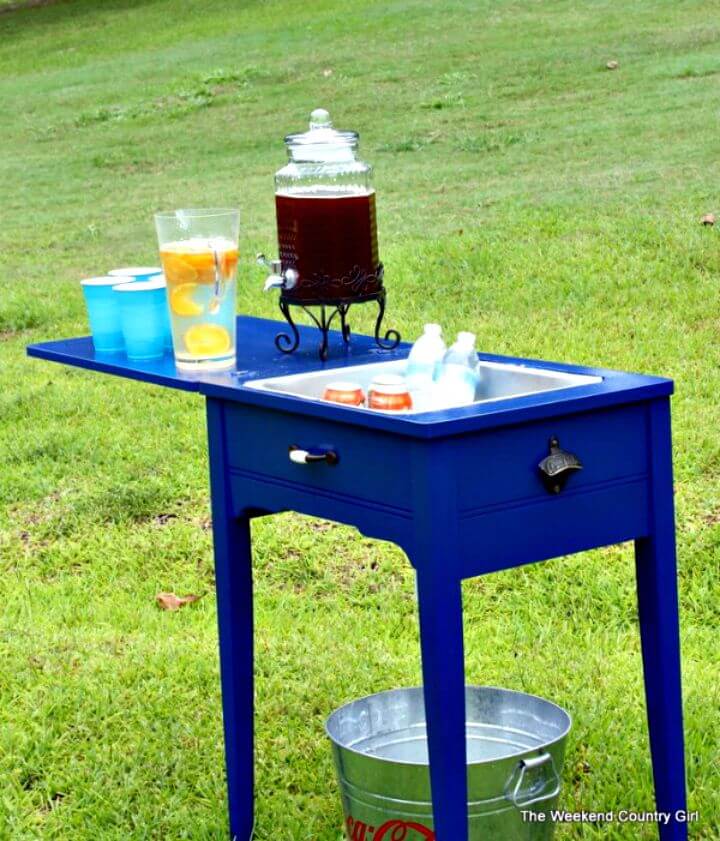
[538, 436, 582, 494]
[289, 445, 339, 466]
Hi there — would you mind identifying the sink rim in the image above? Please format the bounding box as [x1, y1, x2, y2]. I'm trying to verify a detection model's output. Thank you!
[244, 358, 604, 416]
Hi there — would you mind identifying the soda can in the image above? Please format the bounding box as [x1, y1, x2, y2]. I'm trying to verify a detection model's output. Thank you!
[323, 381, 365, 406]
[368, 374, 413, 412]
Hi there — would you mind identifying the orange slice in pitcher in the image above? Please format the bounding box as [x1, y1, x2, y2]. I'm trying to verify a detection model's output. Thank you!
[186, 251, 217, 284]
[161, 252, 198, 284]
[221, 249, 239, 276]
[184, 323, 231, 356]
[170, 283, 202, 316]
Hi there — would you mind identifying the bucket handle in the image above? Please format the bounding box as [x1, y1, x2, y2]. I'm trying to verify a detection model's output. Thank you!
[504, 752, 561, 809]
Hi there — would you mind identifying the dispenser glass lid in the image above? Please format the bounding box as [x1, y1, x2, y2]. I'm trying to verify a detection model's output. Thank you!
[284, 108, 358, 161]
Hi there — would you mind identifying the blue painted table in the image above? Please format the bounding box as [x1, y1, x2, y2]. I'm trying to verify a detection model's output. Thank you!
[27, 316, 688, 841]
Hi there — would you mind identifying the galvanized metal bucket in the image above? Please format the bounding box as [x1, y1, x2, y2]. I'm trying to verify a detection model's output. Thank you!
[326, 686, 571, 840]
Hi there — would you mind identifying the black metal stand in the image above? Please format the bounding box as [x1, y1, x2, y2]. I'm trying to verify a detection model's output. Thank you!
[274, 290, 400, 361]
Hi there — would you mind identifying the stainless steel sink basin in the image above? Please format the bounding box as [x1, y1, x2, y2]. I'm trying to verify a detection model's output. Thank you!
[244, 359, 602, 415]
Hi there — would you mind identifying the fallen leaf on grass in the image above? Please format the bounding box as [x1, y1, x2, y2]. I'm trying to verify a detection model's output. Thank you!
[701, 213, 716, 226]
[156, 592, 201, 611]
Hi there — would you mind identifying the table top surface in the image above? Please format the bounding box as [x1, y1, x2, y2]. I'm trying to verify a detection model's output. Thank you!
[27, 316, 672, 438]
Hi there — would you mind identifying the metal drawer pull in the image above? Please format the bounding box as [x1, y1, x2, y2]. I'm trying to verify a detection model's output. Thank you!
[289, 445, 339, 466]
[538, 435, 582, 494]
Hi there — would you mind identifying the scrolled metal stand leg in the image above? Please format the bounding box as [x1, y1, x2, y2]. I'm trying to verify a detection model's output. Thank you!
[374, 291, 401, 351]
[276, 292, 398, 360]
[325, 304, 351, 354]
[299, 305, 331, 362]
[275, 299, 300, 354]
[339, 303, 352, 345]
[317, 306, 330, 361]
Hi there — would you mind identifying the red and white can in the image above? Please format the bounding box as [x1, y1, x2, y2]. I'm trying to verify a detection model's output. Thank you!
[322, 381, 365, 406]
[368, 374, 413, 412]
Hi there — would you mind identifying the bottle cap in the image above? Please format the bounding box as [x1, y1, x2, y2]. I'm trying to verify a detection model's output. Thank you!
[457, 331, 476, 346]
[424, 323, 442, 335]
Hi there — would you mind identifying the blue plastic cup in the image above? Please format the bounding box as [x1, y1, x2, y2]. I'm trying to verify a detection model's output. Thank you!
[109, 269, 170, 348]
[81, 275, 135, 353]
[147, 273, 174, 352]
[108, 266, 163, 282]
[112, 277, 169, 361]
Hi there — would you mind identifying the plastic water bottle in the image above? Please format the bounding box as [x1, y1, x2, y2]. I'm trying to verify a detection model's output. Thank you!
[435, 331, 480, 407]
[405, 323, 446, 391]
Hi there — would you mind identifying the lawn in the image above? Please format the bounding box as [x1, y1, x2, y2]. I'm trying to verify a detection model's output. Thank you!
[1, 0, 719, 838]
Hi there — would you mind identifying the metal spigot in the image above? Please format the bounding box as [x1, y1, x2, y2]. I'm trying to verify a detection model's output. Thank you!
[256, 253, 298, 292]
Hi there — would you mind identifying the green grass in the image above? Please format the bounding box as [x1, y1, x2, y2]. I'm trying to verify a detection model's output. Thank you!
[1, 0, 719, 837]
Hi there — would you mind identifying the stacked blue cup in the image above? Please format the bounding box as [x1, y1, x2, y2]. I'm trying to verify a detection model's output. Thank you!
[147, 273, 174, 352]
[81, 276, 135, 353]
[108, 267, 162, 282]
[110, 268, 172, 353]
[112, 277, 169, 361]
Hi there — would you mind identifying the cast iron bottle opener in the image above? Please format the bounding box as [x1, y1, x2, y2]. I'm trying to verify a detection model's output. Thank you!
[538, 436, 582, 494]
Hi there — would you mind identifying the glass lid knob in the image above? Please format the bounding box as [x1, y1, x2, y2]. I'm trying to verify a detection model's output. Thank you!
[309, 108, 332, 129]
[283, 108, 358, 160]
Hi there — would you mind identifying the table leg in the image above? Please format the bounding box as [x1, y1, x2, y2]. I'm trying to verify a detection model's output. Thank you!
[415, 571, 468, 841]
[207, 400, 254, 841]
[635, 400, 688, 840]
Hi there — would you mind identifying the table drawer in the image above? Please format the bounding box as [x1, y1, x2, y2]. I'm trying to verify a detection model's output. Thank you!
[223, 402, 649, 523]
[223, 404, 413, 512]
[456, 403, 649, 513]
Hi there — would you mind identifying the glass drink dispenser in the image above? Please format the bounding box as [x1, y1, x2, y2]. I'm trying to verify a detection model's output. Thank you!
[257, 108, 399, 360]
